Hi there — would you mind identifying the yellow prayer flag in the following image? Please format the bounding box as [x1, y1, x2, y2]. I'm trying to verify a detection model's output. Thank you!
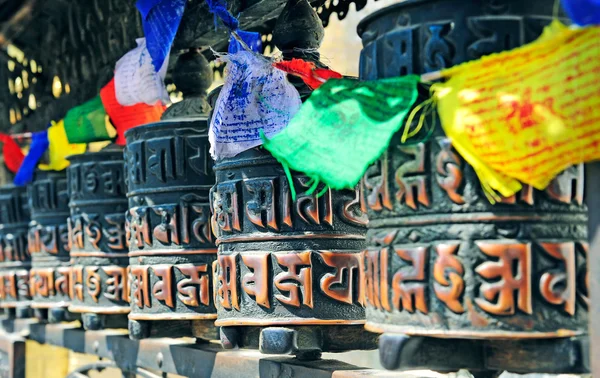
[434, 21, 600, 200]
[39, 120, 87, 171]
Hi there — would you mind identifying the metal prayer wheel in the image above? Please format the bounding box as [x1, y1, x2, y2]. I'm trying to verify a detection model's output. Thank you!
[67, 150, 130, 330]
[0, 185, 32, 319]
[211, 147, 375, 357]
[28, 171, 75, 323]
[210, 0, 375, 358]
[124, 119, 218, 340]
[358, 0, 588, 375]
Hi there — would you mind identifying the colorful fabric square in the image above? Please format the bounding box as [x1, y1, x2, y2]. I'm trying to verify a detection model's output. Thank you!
[209, 51, 302, 160]
[434, 21, 600, 200]
[64, 96, 111, 144]
[263, 75, 420, 190]
[561, 0, 600, 25]
[229, 30, 263, 54]
[137, 0, 186, 71]
[206, 0, 239, 30]
[274, 59, 343, 89]
[39, 120, 86, 171]
[0, 134, 24, 173]
[115, 38, 170, 106]
[14, 131, 49, 186]
[100, 78, 166, 145]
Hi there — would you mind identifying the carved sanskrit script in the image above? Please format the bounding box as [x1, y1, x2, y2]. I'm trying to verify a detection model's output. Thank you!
[364, 240, 588, 317]
[130, 264, 213, 310]
[215, 251, 365, 312]
[211, 178, 365, 235]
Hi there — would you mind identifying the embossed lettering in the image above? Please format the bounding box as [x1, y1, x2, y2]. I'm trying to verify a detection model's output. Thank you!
[147, 137, 185, 182]
[363, 151, 392, 211]
[216, 254, 240, 310]
[55, 267, 70, 297]
[546, 164, 584, 205]
[475, 242, 532, 315]
[395, 144, 430, 210]
[130, 208, 152, 248]
[241, 254, 271, 309]
[177, 264, 210, 307]
[392, 246, 428, 313]
[103, 266, 126, 302]
[433, 244, 465, 313]
[343, 188, 368, 226]
[104, 214, 127, 250]
[70, 267, 84, 301]
[131, 266, 151, 309]
[152, 265, 174, 308]
[296, 178, 333, 226]
[153, 205, 179, 246]
[212, 183, 241, 233]
[539, 242, 576, 315]
[274, 252, 313, 308]
[320, 252, 365, 305]
[245, 178, 278, 231]
[86, 267, 101, 303]
[436, 138, 465, 204]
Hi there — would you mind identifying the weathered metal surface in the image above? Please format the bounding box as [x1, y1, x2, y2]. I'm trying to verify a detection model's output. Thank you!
[586, 162, 600, 378]
[27, 171, 72, 320]
[21, 322, 382, 378]
[210, 0, 375, 356]
[0, 185, 31, 317]
[67, 150, 130, 329]
[357, 0, 588, 373]
[0, 331, 25, 378]
[211, 147, 373, 353]
[124, 119, 217, 339]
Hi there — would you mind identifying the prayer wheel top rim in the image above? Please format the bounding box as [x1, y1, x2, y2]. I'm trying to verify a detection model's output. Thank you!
[123, 118, 209, 139]
[66, 150, 123, 163]
[356, 0, 435, 35]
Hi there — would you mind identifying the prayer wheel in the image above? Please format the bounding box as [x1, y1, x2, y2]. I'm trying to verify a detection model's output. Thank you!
[28, 171, 75, 323]
[124, 119, 218, 340]
[67, 150, 130, 330]
[358, 0, 588, 375]
[0, 185, 31, 319]
[211, 0, 376, 358]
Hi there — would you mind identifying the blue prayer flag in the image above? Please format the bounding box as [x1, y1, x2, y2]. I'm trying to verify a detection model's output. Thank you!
[14, 131, 49, 186]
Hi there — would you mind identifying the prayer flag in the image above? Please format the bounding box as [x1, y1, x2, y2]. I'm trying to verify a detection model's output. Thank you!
[14, 131, 48, 186]
[114, 38, 170, 107]
[434, 21, 600, 200]
[64, 96, 111, 144]
[100, 78, 166, 145]
[0, 134, 24, 173]
[137, 0, 186, 72]
[39, 120, 86, 171]
[263, 76, 420, 189]
[209, 51, 302, 160]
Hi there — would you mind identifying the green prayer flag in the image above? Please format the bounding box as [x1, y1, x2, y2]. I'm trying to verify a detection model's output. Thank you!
[262, 75, 420, 190]
[64, 96, 111, 144]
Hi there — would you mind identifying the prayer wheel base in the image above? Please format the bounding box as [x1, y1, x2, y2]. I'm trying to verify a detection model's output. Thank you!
[219, 325, 378, 358]
[128, 319, 218, 341]
[48, 308, 81, 324]
[15, 306, 32, 320]
[33, 308, 81, 324]
[377, 333, 590, 375]
[81, 313, 128, 331]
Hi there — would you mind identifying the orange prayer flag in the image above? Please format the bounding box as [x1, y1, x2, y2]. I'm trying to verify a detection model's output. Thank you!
[100, 78, 166, 145]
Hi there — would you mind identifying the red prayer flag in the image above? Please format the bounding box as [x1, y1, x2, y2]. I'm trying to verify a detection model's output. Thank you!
[100, 78, 166, 145]
[274, 58, 342, 89]
[0, 134, 25, 173]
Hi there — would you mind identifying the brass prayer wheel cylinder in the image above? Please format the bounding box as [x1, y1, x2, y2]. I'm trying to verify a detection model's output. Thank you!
[124, 120, 217, 340]
[212, 148, 375, 356]
[0, 185, 32, 318]
[358, 0, 588, 374]
[28, 171, 72, 322]
[67, 150, 130, 329]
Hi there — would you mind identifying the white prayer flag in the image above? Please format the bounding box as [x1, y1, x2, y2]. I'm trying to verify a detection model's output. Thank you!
[114, 38, 170, 106]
